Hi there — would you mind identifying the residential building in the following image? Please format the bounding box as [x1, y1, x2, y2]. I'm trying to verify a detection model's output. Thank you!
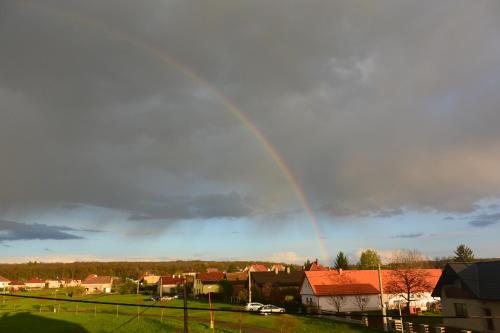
[245, 264, 269, 272]
[46, 279, 62, 289]
[139, 272, 161, 284]
[8, 280, 25, 291]
[301, 269, 441, 313]
[194, 272, 225, 296]
[0, 275, 10, 289]
[225, 271, 248, 300]
[81, 274, 113, 293]
[251, 271, 305, 302]
[270, 264, 286, 272]
[157, 275, 184, 296]
[432, 261, 500, 332]
[25, 278, 46, 289]
[307, 259, 329, 271]
[63, 279, 81, 287]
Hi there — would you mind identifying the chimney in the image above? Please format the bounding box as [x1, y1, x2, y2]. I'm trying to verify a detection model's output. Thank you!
[286, 266, 290, 274]
[338, 268, 343, 275]
[275, 267, 278, 274]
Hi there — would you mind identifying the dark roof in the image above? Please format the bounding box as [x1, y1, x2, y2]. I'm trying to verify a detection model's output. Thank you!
[251, 271, 304, 287]
[315, 283, 380, 296]
[225, 272, 248, 282]
[432, 261, 500, 301]
[198, 272, 225, 283]
[159, 276, 184, 285]
[82, 275, 113, 285]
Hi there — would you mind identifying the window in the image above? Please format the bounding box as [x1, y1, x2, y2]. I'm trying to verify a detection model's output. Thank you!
[484, 308, 494, 331]
[454, 303, 468, 317]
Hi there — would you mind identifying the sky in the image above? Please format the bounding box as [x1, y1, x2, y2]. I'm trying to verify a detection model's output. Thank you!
[1, 0, 500, 265]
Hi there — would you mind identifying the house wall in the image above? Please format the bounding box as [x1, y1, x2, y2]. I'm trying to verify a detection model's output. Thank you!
[158, 284, 178, 295]
[193, 279, 220, 295]
[25, 283, 45, 289]
[0, 281, 10, 289]
[318, 294, 381, 312]
[442, 297, 500, 332]
[82, 283, 112, 293]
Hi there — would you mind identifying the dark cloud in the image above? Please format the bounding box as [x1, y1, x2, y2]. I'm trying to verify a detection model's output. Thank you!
[390, 233, 424, 239]
[1, 0, 500, 231]
[0, 220, 84, 241]
[469, 213, 500, 228]
[374, 208, 404, 218]
[444, 216, 455, 220]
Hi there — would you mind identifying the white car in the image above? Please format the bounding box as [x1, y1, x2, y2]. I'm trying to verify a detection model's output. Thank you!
[245, 302, 264, 312]
[259, 304, 285, 315]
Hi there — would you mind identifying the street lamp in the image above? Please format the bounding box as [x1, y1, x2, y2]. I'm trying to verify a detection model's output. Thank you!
[207, 286, 214, 330]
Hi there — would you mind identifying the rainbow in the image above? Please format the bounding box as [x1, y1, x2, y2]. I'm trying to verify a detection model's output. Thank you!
[17, 1, 330, 262]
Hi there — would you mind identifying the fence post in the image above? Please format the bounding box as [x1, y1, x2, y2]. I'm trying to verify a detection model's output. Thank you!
[419, 324, 429, 333]
[94, 305, 96, 317]
[404, 321, 413, 333]
[161, 309, 164, 323]
[39, 304, 42, 313]
[434, 326, 445, 333]
[116, 304, 119, 318]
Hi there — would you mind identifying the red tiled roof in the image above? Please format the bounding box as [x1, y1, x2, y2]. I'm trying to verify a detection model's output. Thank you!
[0, 275, 10, 283]
[247, 264, 268, 272]
[159, 276, 184, 285]
[225, 272, 248, 282]
[304, 269, 441, 296]
[8, 280, 24, 286]
[206, 268, 219, 273]
[198, 272, 225, 283]
[82, 275, 112, 285]
[309, 261, 329, 271]
[27, 278, 45, 284]
[315, 284, 380, 296]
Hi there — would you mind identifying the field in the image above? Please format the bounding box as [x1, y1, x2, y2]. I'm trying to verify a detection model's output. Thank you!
[0, 291, 383, 332]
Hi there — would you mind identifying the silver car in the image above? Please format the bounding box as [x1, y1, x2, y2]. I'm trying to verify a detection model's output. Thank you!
[259, 304, 286, 314]
[245, 302, 264, 312]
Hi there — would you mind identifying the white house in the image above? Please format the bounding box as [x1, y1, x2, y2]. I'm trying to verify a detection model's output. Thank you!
[25, 278, 46, 289]
[81, 275, 113, 294]
[0, 275, 11, 290]
[301, 269, 441, 313]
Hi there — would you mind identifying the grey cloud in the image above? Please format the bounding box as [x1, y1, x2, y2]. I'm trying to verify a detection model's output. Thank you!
[1, 0, 500, 230]
[390, 233, 425, 239]
[0, 220, 84, 241]
[469, 213, 500, 228]
[374, 208, 404, 218]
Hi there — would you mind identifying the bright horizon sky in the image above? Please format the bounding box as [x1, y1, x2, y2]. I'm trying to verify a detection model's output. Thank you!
[1, 1, 500, 264]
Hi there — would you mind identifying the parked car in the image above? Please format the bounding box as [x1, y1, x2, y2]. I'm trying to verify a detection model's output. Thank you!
[259, 304, 285, 315]
[245, 302, 264, 312]
[151, 295, 160, 301]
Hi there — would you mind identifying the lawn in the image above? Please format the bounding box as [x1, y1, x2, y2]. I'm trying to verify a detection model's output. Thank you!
[0, 291, 383, 332]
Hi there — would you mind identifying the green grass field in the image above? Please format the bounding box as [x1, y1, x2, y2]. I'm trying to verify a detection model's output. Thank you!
[0, 291, 383, 332]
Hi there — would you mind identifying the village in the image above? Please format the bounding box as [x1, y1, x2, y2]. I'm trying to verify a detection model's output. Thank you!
[2, 253, 498, 332]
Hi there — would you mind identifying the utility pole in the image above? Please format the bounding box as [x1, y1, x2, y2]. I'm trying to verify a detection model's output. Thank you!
[159, 277, 163, 298]
[183, 278, 188, 333]
[248, 271, 252, 303]
[378, 264, 388, 332]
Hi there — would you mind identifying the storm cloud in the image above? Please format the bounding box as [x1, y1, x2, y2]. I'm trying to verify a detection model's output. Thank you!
[1, 0, 500, 231]
[0, 220, 83, 241]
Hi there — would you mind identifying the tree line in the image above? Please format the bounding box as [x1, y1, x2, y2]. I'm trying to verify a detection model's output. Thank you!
[0, 260, 282, 281]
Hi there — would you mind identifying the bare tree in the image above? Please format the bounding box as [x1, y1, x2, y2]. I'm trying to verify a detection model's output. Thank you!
[353, 295, 369, 312]
[328, 296, 346, 313]
[385, 250, 432, 313]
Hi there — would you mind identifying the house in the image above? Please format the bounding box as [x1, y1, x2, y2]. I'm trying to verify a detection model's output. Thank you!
[81, 274, 113, 293]
[432, 261, 500, 332]
[206, 268, 220, 273]
[139, 272, 161, 284]
[226, 271, 248, 299]
[8, 280, 25, 291]
[301, 269, 441, 313]
[307, 259, 329, 271]
[271, 264, 286, 272]
[194, 272, 225, 296]
[63, 279, 81, 287]
[25, 278, 46, 289]
[251, 271, 305, 302]
[157, 275, 184, 296]
[46, 279, 62, 289]
[0, 275, 11, 289]
[245, 264, 269, 272]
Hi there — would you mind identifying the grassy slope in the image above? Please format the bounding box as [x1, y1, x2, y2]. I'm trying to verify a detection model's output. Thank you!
[0, 292, 383, 333]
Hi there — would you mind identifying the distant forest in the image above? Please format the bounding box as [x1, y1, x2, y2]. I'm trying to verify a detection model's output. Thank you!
[0, 260, 283, 280]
